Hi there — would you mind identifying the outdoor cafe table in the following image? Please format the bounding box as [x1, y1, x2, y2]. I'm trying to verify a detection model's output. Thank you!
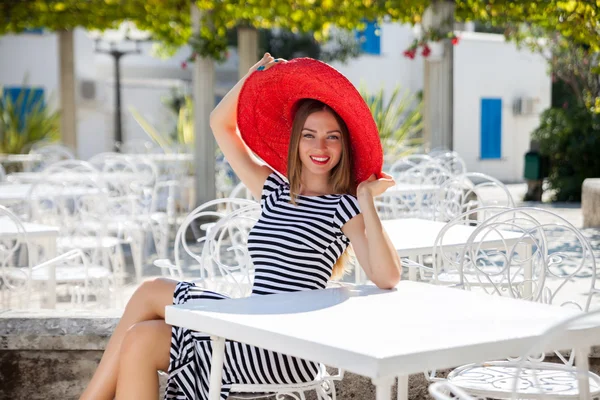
[7, 171, 140, 185]
[166, 281, 599, 400]
[0, 184, 102, 206]
[0, 217, 59, 308]
[384, 183, 439, 197]
[379, 218, 527, 284]
[0, 153, 43, 165]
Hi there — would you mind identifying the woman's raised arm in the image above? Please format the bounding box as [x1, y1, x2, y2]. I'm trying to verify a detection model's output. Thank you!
[209, 53, 278, 199]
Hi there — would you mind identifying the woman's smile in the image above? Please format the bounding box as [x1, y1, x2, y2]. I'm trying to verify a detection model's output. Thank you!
[309, 155, 331, 165]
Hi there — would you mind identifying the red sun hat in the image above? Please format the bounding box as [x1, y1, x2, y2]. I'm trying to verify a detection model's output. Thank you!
[237, 57, 382, 185]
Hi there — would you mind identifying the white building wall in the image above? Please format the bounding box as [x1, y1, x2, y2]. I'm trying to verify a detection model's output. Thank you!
[331, 24, 424, 97]
[0, 25, 550, 181]
[453, 32, 551, 182]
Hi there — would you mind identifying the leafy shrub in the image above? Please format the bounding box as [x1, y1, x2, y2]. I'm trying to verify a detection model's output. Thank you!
[359, 84, 423, 163]
[0, 88, 60, 154]
[532, 106, 600, 201]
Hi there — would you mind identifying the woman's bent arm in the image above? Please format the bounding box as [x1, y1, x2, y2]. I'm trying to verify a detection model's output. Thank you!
[209, 53, 276, 198]
[342, 173, 401, 289]
[356, 192, 402, 289]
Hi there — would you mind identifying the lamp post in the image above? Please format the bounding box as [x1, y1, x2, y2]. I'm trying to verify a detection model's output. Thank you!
[88, 23, 150, 151]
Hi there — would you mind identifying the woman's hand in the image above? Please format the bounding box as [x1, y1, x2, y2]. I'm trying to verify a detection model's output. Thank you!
[247, 53, 286, 75]
[357, 172, 395, 198]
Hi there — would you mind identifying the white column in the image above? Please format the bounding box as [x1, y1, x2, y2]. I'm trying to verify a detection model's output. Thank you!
[237, 27, 259, 79]
[192, 5, 217, 205]
[58, 30, 78, 154]
[422, 0, 455, 151]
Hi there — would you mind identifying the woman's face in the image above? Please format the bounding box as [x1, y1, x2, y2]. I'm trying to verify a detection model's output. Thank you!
[298, 110, 343, 177]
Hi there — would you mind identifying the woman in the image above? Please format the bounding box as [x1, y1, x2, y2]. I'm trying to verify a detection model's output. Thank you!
[81, 54, 401, 400]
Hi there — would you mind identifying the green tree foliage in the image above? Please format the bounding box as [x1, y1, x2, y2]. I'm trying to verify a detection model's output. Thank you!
[2, 1, 599, 59]
[532, 106, 600, 201]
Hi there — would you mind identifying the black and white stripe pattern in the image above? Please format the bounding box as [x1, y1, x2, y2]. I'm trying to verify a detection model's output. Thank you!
[165, 173, 361, 400]
[249, 172, 361, 295]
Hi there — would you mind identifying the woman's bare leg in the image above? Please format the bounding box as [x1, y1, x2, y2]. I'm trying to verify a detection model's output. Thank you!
[80, 278, 178, 400]
[115, 320, 172, 399]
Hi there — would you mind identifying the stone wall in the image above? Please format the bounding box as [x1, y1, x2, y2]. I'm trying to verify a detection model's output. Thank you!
[2, 310, 600, 400]
[0, 310, 123, 399]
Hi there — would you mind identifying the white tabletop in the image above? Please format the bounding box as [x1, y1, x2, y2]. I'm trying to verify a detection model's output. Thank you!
[7, 171, 139, 184]
[166, 281, 592, 380]
[381, 218, 522, 257]
[0, 184, 102, 204]
[384, 183, 439, 196]
[0, 217, 59, 239]
[127, 153, 193, 162]
[0, 153, 43, 163]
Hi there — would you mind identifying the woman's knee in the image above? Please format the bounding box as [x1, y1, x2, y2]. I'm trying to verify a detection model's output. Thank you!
[120, 321, 171, 370]
[129, 278, 178, 317]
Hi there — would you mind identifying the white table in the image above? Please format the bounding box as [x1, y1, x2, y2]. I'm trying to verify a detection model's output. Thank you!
[0, 217, 59, 307]
[0, 184, 102, 205]
[378, 184, 440, 219]
[379, 218, 526, 284]
[7, 171, 139, 184]
[384, 183, 439, 196]
[0, 153, 43, 164]
[166, 281, 598, 400]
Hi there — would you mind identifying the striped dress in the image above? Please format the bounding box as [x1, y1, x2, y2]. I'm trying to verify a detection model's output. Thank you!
[165, 172, 361, 400]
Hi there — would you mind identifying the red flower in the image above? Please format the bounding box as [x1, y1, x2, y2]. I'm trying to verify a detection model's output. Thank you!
[403, 49, 416, 59]
[181, 61, 187, 70]
[422, 45, 431, 58]
[451, 36, 460, 45]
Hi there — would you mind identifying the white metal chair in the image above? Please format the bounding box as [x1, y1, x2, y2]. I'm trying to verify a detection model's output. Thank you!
[26, 171, 124, 306]
[430, 150, 467, 176]
[377, 162, 453, 220]
[435, 172, 515, 222]
[0, 205, 108, 309]
[116, 139, 160, 154]
[228, 181, 258, 202]
[0, 163, 6, 183]
[153, 198, 258, 280]
[442, 207, 599, 399]
[157, 201, 343, 399]
[402, 206, 514, 285]
[431, 310, 600, 400]
[429, 381, 481, 400]
[387, 154, 435, 178]
[26, 143, 76, 172]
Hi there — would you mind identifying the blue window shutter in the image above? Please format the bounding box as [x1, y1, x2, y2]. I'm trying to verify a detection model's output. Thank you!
[355, 21, 381, 55]
[480, 98, 502, 159]
[3, 87, 45, 132]
[23, 28, 44, 34]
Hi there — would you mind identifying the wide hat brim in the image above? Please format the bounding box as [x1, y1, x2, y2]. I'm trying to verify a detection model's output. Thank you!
[237, 57, 382, 185]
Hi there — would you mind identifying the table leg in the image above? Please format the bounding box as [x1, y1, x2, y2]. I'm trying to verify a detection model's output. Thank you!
[397, 375, 408, 400]
[408, 255, 418, 281]
[208, 336, 226, 400]
[45, 236, 58, 309]
[372, 376, 395, 400]
[520, 243, 533, 299]
[576, 346, 591, 400]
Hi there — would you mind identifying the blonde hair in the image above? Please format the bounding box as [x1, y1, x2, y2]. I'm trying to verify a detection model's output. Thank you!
[286, 99, 356, 280]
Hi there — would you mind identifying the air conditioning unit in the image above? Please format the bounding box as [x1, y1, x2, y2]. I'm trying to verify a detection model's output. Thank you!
[513, 97, 536, 115]
[78, 79, 98, 105]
